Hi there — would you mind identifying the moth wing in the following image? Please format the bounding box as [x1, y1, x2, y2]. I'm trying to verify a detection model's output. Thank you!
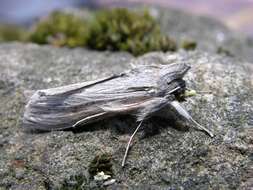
[23, 74, 126, 131]
[23, 73, 154, 131]
[37, 74, 124, 96]
[135, 97, 169, 121]
[73, 98, 151, 128]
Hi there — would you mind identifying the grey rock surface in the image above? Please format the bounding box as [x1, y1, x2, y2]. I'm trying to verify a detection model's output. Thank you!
[152, 7, 253, 62]
[0, 43, 252, 190]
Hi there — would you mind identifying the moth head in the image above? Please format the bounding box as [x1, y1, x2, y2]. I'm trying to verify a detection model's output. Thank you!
[161, 63, 190, 83]
[157, 63, 190, 100]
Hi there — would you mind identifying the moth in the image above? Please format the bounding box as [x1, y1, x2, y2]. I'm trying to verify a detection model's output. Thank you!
[23, 63, 214, 166]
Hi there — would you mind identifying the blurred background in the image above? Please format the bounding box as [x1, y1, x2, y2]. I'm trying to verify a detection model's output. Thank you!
[0, 0, 253, 37]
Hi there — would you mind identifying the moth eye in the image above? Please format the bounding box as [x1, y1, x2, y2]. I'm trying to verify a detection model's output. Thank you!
[167, 80, 174, 85]
[148, 89, 156, 94]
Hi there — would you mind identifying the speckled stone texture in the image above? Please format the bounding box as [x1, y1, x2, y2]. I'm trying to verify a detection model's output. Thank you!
[0, 43, 252, 190]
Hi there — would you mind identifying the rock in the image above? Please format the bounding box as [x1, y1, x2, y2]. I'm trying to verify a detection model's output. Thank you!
[153, 7, 253, 62]
[0, 43, 252, 189]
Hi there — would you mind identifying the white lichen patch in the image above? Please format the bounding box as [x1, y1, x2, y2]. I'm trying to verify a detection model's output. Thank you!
[94, 171, 111, 181]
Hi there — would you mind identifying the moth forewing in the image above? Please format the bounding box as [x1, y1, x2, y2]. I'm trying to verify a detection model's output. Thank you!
[23, 69, 153, 130]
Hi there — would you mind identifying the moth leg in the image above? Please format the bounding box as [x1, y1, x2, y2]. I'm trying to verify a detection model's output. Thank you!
[121, 98, 170, 167]
[169, 101, 214, 137]
[72, 112, 108, 128]
[122, 120, 144, 167]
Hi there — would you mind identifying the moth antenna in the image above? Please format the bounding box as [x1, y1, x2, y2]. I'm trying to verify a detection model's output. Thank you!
[122, 120, 144, 167]
[190, 117, 214, 138]
[170, 101, 214, 137]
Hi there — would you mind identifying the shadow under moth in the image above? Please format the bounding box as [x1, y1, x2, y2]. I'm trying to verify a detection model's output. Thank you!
[23, 63, 214, 167]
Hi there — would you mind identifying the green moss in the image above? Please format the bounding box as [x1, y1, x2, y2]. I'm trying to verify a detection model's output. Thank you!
[181, 40, 197, 50]
[87, 8, 177, 56]
[217, 46, 233, 57]
[29, 11, 89, 47]
[0, 24, 27, 42]
[88, 153, 113, 177]
[28, 8, 177, 55]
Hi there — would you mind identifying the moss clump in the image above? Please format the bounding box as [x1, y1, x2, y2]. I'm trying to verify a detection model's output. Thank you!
[87, 8, 177, 56]
[181, 40, 197, 50]
[29, 11, 89, 47]
[0, 24, 27, 42]
[217, 46, 233, 57]
[88, 153, 113, 177]
[29, 8, 177, 56]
